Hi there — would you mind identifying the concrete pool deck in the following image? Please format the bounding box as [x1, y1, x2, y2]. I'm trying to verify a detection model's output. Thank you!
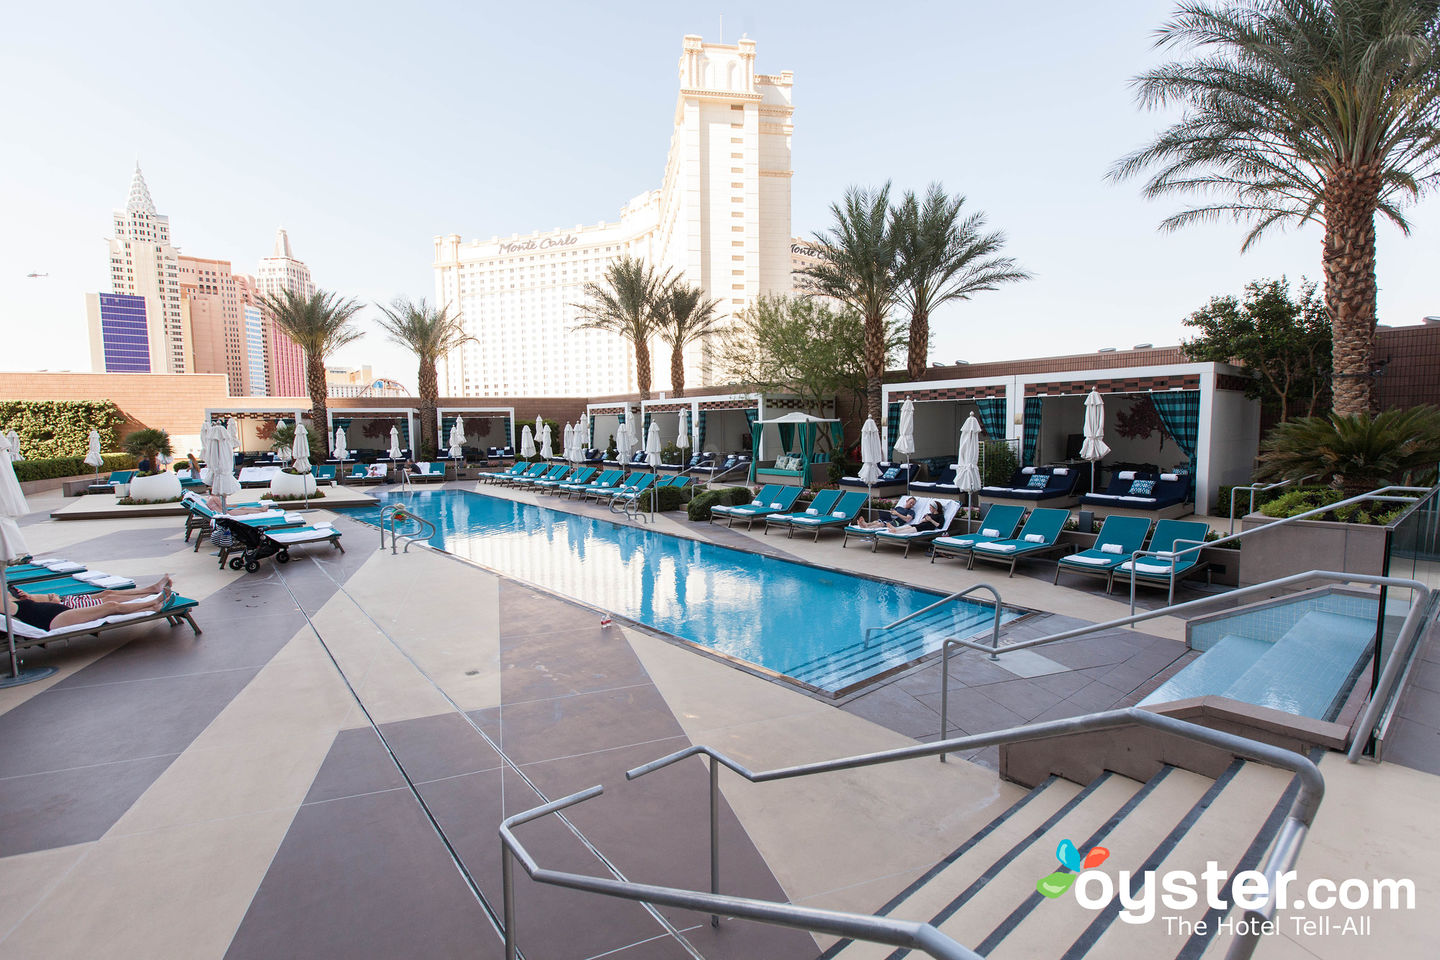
[2, 481, 1438, 959]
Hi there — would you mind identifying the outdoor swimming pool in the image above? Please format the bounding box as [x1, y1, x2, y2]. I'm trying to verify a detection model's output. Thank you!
[342, 490, 1020, 694]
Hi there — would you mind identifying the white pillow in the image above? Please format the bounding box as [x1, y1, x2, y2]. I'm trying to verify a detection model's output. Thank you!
[751, 499, 763, 506]
[1118, 470, 1136, 480]
[1021, 466, 1036, 474]
[1100, 543, 1123, 554]
[769, 502, 782, 509]
[831, 511, 847, 518]
[1024, 533, 1045, 543]
[1160, 473, 1179, 481]
[805, 508, 818, 515]
[981, 527, 1000, 537]
[1053, 467, 1069, 475]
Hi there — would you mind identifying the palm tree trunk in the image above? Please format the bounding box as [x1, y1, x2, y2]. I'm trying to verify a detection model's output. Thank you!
[670, 345, 686, 398]
[1324, 168, 1381, 417]
[906, 308, 928, 380]
[864, 310, 884, 423]
[635, 339, 652, 400]
[305, 356, 330, 459]
[417, 359, 438, 456]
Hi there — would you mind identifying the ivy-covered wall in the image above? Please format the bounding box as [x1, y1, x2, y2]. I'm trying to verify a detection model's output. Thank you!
[0, 401, 125, 459]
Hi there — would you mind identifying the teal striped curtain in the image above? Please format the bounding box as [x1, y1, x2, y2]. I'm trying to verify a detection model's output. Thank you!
[778, 422, 795, 453]
[743, 408, 758, 435]
[697, 410, 708, 450]
[1022, 397, 1043, 466]
[1150, 391, 1201, 463]
[886, 402, 901, 454]
[830, 420, 843, 452]
[643, 412, 653, 441]
[975, 398, 1007, 440]
[502, 416, 512, 446]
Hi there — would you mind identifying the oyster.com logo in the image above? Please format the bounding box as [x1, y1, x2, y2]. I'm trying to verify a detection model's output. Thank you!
[1037, 839, 1109, 899]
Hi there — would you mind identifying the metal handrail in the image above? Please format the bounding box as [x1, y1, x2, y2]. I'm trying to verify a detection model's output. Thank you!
[378, 503, 436, 554]
[1125, 485, 1429, 614]
[1228, 475, 1317, 534]
[864, 583, 1004, 650]
[500, 707, 1324, 960]
[704, 458, 752, 489]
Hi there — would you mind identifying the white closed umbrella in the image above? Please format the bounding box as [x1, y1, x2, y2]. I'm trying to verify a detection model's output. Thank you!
[893, 398, 916, 493]
[448, 417, 465, 459]
[388, 426, 403, 461]
[1080, 388, 1111, 492]
[859, 418, 883, 519]
[539, 422, 553, 460]
[563, 423, 574, 463]
[645, 420, 662, 469]
[226, 418, 240, 448]
[1, 441, 52, 686]
[84, 428, 104, 480]
[677, 409, 691, 455]
[292, 423, 311, 474]
[534, 415, 543, 444]
[578, 413, 590, 457]
[5, 430, 21, 462]
[519, 425, 535, 459]
[956, 413, 983, 532]
[333, 426, 349, 462]
[615, 421, 635, 465]
[204, 423, 242, 509]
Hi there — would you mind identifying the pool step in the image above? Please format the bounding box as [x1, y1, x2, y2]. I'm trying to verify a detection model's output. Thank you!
[1143, 610, 1375, 721]
[787, 605, 1001, 690]
[821, 760, 1296, 960]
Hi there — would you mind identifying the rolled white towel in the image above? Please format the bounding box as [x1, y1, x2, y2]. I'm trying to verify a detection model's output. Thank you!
[1065, 554, 1112, 566]
[1100, 543, 1123, 555]
[1023, 533, 1045, 544]
[981, 528, 1000, 537]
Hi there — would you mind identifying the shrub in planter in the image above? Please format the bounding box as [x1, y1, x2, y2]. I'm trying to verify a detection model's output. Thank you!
[686, 486, 752, 521]
[1259, 486, 1405, 526]
[270, 470, 318, 498]
[116, 495, 184, 505]
[127, 471, 182, 501]
[633, 485, 689, 512]
[269, 489, 327, 502]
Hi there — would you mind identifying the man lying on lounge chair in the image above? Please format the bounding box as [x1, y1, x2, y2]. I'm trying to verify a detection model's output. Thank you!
[850, 496, 918, 529]
[885, 500, 945, 535]
[10, 575, 174, 609]
[5, 582, 177, 633]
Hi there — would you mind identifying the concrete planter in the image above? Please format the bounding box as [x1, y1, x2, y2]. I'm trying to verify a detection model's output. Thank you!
[127, 472, 182, 502]
[1238, 511, 1389, 585]
[269, 471, 318, 498]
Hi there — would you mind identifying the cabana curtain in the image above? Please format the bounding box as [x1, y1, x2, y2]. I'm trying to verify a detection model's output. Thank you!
[976, 398, 1007, 441]
[696, 411, 707, 451]
[778, 422, 795, 453]
[1022, 397, 1043, 466]
[1150, 391, 1201, 463]
[886, 402, 901, 452]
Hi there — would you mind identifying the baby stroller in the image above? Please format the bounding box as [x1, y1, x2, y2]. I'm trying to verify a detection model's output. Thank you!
[214, 517, 344, 572]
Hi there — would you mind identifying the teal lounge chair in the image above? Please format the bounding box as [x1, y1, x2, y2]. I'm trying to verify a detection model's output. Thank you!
[500, 462, 551, 486]
[770, 491, 868, 541]
[514, 464, 570, 486]
[560, 469, 620, 497]
[536, 466, 594, 491]
[710, 485, 802, 529]
[408, 462, 447, 483]
[608, 472, 660, 507]
[11, 572, 139, 597]
[1114, 519, 1212, 603]
[4, 560, 88, 584]
[477, 463, 527, 483]
[929, 505, 1026, 564]
[763, 490, 842, 536]
[969, 507, 1072, 576]
[1054, 516, 1154, 590]
[591, 472, 650, 502]
[87, 469, 137, 493]
[311, 464, 338, 484]
[5, 591, 201, 651]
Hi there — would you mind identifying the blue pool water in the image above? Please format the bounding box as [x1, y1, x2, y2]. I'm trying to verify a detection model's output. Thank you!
[342, 490, 1019, 693]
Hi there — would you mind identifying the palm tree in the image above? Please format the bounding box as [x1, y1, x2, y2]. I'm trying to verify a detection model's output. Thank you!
[572, 255, 675, 400]
[656, 282, 724, 397]
[374, 298, 473, 456]
[891, 183, 1030, 380]
[802, 183, 901, 422]
[1257, 405, 1440, 494]
[259, 289, 364, 459]
[1112, 0, 1440, 416]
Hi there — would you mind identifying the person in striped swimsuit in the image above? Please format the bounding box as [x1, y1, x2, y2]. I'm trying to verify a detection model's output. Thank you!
[9, 574, 173, 610]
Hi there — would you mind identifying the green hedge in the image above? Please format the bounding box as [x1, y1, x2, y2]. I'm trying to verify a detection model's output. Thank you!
[633, 485, 690, 513]
[14, 452, 136, 483]
[686, 486, 754, 521]
[0, 401, 125, 459]
[1213, 482, 1289, 517]
[1259, 486, 1405, 526]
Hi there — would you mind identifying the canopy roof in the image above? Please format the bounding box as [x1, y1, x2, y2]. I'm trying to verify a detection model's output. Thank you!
[755, 412, 839, 425]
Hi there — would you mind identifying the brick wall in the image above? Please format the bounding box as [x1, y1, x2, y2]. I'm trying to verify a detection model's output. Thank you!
[0, 372, 231, 441]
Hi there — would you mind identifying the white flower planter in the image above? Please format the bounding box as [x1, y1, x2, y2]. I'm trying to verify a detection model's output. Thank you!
[127, 472, 183, 502]
[269, 471, 318, 498]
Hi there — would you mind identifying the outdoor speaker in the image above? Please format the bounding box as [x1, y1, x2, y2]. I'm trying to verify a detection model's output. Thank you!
[1077, 509, 1094, 534]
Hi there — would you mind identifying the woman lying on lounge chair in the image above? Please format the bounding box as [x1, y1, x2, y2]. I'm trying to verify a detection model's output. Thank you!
[887, 501, 945, 535]
[11, 575, 173, 610]
[194, 494, 270, 516]
[851, 496, 918, 529]
[5, 585, 175, 633]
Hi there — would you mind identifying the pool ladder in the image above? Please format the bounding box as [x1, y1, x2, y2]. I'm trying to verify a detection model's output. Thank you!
[378, 503, 436, 554]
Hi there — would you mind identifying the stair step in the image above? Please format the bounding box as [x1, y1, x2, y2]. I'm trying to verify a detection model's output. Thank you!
[983, 766, 1216, 960]
[1076, 761, 1293, 960]
[830, 773, 1142, 960]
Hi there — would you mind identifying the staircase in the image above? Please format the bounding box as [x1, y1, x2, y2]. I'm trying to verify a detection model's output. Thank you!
[819, 760, 1296, 960]
[788, 604, 1004, 691]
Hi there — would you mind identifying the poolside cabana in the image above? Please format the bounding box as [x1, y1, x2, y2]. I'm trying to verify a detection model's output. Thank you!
[203, 407, 310, 461]
[327, 408, 416, 462]
[585, 403, 638, 457]
[437, 407, 514, 460]
[749, 412, 841, 487]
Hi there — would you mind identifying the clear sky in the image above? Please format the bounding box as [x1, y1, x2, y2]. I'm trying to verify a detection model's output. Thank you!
[3, 0, 1436, 390]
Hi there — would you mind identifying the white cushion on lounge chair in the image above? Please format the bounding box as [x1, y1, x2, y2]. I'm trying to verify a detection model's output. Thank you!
[1065, 554, 1112, 566]
[981, 527, 1000, 537]
[43, 561, 84, 573]
[268, 527, 339, 545]
[1024, 533, 1045, 543]
[7, 593, 166, 640]
[986, 543, 1018, 552]
[1085, 493, 1122, 501]
[1100, 543, 1123, 554]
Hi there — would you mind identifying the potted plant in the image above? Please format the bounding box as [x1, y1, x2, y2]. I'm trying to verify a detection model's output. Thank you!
[122, 428, 180, 500]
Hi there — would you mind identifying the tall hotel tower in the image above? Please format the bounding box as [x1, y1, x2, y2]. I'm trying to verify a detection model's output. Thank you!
[434, 35, 795, 397]
[87, 165, 188, 374]
[255, 228, 316, 397]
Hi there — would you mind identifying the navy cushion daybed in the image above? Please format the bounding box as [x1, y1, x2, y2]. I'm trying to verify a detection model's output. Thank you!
[980, 466, 1079, 502]
[911, 463, 959, 494]
[1079, 470, 1190, 510]
[838, 462, 921, 490]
